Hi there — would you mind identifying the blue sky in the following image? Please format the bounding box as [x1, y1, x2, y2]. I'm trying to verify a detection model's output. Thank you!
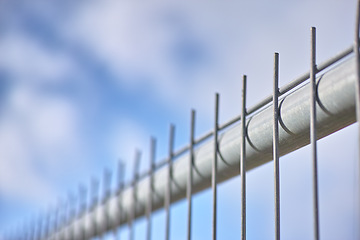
[0, 0, 358, 239]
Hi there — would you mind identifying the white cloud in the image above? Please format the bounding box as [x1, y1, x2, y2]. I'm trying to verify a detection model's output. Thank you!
[59, 0, 356, 123]
[0, 82, 87, 206]
[0, 31, 76, 84]
[0, 113, 55, 205]
[10, 87, 82, 163]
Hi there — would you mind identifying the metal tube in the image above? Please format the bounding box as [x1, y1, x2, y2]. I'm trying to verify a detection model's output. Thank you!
[165, 125, 175, 240]
[247, 46, 354, 115]
[273, 53, 280, 240]
[212, 93, 219, 240]
[187, 110, 195, 240]
[241, 75, 247, 240]
[310, 27, 320, 240]
[47, 53, 358, 239]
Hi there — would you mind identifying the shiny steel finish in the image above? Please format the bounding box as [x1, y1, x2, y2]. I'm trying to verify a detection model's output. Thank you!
[165, 125, 175, 240]
[90, 177, 99, 238]
[355, 1, 360, 238]
[187, 110, 195, 240]
[310, 27, 320, 240]
[146, 138, 156, 240]
[212, 93, 219, 240]
[240, 76, 247, 240]
[129, 151, 141, 240]
[114, 161, 125, 240]
[101, 169, 112, 239]
[78, 185, 87, 240]
[273, 53, 280, 240]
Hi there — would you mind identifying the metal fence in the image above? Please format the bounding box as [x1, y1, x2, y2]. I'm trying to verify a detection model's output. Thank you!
[4, 1, 360, 240]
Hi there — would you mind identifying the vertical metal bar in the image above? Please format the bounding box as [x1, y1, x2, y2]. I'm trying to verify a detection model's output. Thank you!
[18, 222, 21, 240]
[20, 222, 23, 240]
[53, 202, 60, 240]
[22, 219, 26, 240]
[17, 221, 20, 240]
[17, 221, 21, 240]
[66, 197, 71, 240]
[129, 150, 141, 240]
[273, 53, 281, 240]
[68, 192, 76, 240]
[36, 214, 42, 240]
[102, 168, 112, 239]
[103, 169, 112, 201]
[78, 185, 87, 240]
[212, 93, 219, 240]
[165, 125, 175, 240]
[24, 221, 27, 240]
[27, 220, 31, 240]
[23, 220, 27, 240]
[117, 161, 125, 192]
[22, 222, 26, 240]
[61, 199, 68, 240]
[114, 161, 125, 240]
[41, 212, 47, 240]
[187, 110, 195, 240]
[91, 177, 99, 239]
[29, 219, 34, 240]
[63, 200, 69, 240]
[41, 214, 45, 240]
[58, 201, 66, 240]
[29, 218, 34, 240]
[32, 217, 36, 240]
[25, 220, 29, 240]
[44, 210, 50, 240]
[9, 227, 12, 240]
[49, 210, 53, 240]
[49, 210, 55, 240]
[9, 228, 13, 240]
[354, 2, 360, 238]
[240, 75, 247, 240]
[18, 221, 22, 240]
[355, 0, 360, 137]
[310, 26, 320, 240]
[22, 221, 26, 240]
[147, 137, 156, 240]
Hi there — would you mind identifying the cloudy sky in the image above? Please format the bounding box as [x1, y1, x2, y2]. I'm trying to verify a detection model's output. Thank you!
[0, 0, 358, 239]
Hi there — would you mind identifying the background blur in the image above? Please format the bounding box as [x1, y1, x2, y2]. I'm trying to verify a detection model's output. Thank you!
[0, 0, 358, 239]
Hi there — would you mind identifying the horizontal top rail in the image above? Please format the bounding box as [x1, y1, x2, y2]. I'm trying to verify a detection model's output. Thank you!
[126, 44, 354, 190]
